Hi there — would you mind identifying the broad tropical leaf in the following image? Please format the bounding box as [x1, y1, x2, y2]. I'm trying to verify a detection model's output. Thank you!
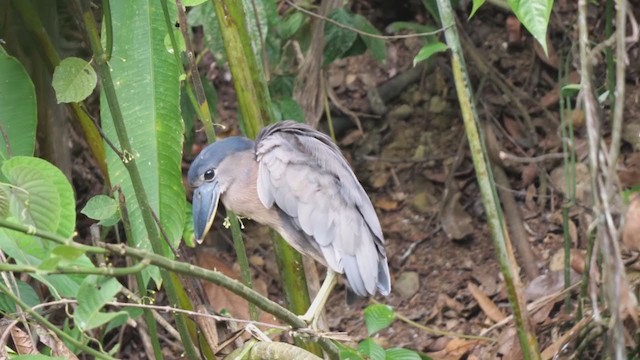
[101, 0, 186, 285]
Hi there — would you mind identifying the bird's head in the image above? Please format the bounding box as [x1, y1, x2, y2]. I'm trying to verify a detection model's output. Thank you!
[188, 137, 254, 243]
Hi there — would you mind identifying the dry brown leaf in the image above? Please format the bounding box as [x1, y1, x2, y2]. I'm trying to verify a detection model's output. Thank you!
[533, 35, 559, 69]
[495, 327, 522, 360]
[505, 16, 523, 47]
[195, 305, 219, 353]
[549, 248, 587, 274]
[467, 283, 506, 323]
[197, 251, 279, 325]
[427, 339, 481, 360]
[623, 194, 640, 252]
[440, 192, 473, 240]
[541, 317, 590, 360]
[524, 184, 537, 211]
[375, 197, 399, 211]
[11, 326, 37, 355]
[503, 116, 523, 141]
[35, 325, 78, 359]
[618, 153, 640, 188]
[530, 301, 554, 325]
[521, 164, 538, 188]
[524, 270, 580, 301]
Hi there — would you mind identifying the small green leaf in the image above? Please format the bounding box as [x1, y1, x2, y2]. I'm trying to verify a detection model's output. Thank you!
[274, 98, 305, 122]
[81, 195, 118, 221]
[469, 0, 486, 18]
[52, 245, 86, 261]
[413, 42, 448, 66]
[52, 57, 97, 103]
[277, 11, 306, 39]
[76, 276, 127, 331]
[385, 348, 422, 360]
[354, 15, 386, 62]
[183, 206, 196, 247]
[364, 304, 396, 335]
[506, 0, 553, 54]
[182, 0, 207, 5]
[359, 338, 386, 360]
[324, 8, 358, 65]
[164, 29, 186, 55]
[340, 347, 365, 360]
[0, 280, 39, 313]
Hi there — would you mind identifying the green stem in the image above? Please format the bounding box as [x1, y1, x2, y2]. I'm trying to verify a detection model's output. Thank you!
[435, 1, 540, 358]
[117, 189, 163, 360]
[76, 1, 198, 358]
[101, 0, 113, 60]
[0, 282, 115, 360]
[0, 219, 107, 254]
[0, 262, 148, 276]
[228, 211, 258, 320]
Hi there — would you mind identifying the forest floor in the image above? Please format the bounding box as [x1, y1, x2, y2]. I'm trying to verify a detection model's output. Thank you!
[70, 1, 640, 359]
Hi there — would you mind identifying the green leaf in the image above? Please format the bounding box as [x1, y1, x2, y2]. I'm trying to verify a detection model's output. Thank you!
[2, 156, 75, 237]
[358, 338, 386, 360]
[274, 98, 304, 122]
[469, 0, 486, 18]
[0, 280, 39, 313]
[506, 0, 552, 53]
[0, 51, 37, 158]
[354, 15, 386, 62]
[182, 0, 207, 5]
[277, 11, 306, 40]
[561, 83, 581, 97]
[76, 276, 127, 331]
[52, 57, 97, 103]
[0, 186, 9, 219]
[81, 195, 118, 221]
[385, 348, 422, 360]
[364, 304, 396, 335]
[103, 0, 186, 285]
[340, 347, 365, 360]
[183, 206, 196, 247]
[52, 245, 86, 261]
[413, 42, 448, 66]
[164, 28, 186, 55]
[324, 8, 358, 65]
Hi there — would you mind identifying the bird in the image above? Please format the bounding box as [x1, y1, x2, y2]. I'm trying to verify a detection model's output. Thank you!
[188, 120, 390, 326]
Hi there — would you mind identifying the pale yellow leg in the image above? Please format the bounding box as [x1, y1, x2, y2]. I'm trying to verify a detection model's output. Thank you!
[298, 270, 338, 328]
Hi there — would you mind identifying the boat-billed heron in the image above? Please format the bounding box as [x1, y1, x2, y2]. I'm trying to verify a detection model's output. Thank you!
[188, 121, 390, 326]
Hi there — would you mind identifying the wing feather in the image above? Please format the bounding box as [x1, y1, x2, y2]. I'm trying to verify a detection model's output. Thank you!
[255, 121, 389, 296]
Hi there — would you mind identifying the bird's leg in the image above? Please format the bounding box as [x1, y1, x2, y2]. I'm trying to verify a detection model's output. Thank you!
[299, 270, 338, 328]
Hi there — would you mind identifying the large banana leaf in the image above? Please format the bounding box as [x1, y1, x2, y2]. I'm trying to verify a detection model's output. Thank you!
[101, 0, 185, 285]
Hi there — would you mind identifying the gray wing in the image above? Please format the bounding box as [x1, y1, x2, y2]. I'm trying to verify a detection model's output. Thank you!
[255, 121, 390, 296]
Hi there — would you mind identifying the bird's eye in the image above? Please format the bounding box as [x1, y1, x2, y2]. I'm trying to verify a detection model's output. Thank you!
[204, 169, 215, 181]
